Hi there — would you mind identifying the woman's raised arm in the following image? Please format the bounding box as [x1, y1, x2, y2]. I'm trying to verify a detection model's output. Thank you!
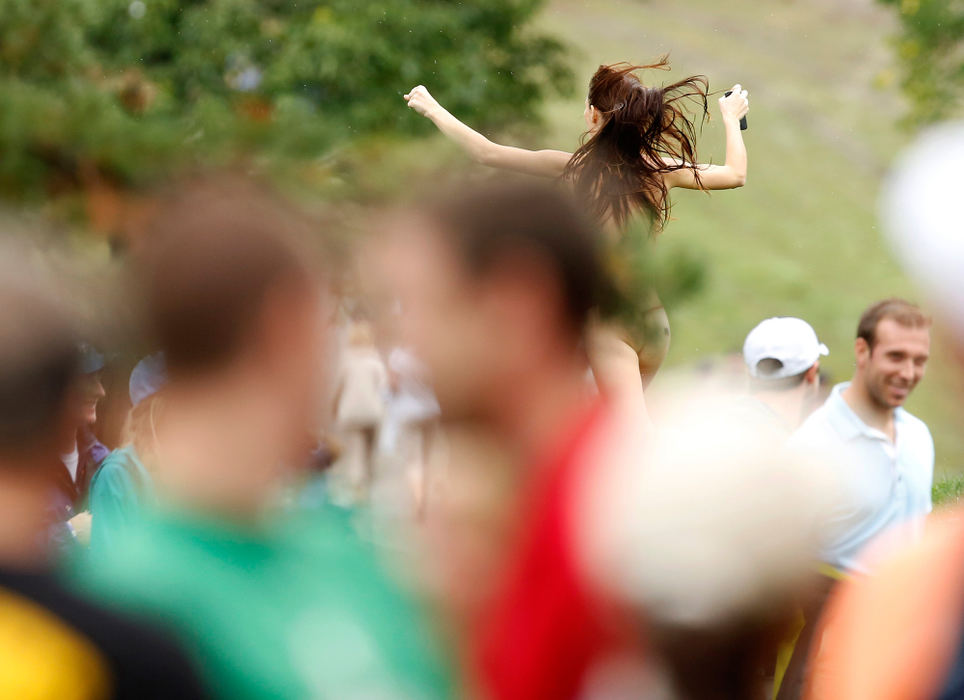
[665, 84, 749, 191]
[405, 85, 572, 178]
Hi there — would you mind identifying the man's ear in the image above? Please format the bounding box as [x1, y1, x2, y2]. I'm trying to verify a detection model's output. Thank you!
[854, 337, 871, 366]
[805, 363, 820, 384]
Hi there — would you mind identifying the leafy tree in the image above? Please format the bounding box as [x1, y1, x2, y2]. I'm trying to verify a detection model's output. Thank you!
[0, 0, 572, 204]
[877, 0, 964, 125]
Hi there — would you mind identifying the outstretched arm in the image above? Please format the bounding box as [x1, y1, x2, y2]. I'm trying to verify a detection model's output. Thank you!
[404, 85, 572, 178]
[665, 84, 749, 191]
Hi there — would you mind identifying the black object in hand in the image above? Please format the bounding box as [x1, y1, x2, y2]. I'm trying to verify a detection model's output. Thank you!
[724, 90, 748, 131]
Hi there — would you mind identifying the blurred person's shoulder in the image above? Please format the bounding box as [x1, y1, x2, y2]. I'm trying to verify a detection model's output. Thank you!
[278, 502, 375, 559]
[0, 567, 205, 699]
[69, 507, 229, 609]
[896, 406, 935, 449]
[788, 394, 840, 450]
[90, 447, 148, 495]
[559, 399, 625, 491]
[811, 507, 964, 699]
[732, 395, 792, 440]
[74, 506, 452, 698]
[276, 506, 455, 697]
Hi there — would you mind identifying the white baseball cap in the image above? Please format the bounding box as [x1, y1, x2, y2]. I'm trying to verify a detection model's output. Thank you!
[743, 317, 828, 379]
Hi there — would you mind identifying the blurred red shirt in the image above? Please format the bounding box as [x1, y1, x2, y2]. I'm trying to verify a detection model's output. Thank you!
[472, 399, 639, 700]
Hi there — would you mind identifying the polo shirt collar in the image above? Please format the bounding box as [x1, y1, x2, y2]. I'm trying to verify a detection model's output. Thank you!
[826, 382, 906, 442]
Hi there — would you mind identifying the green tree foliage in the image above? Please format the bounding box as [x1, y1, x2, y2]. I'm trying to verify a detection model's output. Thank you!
[0, 0, 572, 201]
[878, 0, 964, 125]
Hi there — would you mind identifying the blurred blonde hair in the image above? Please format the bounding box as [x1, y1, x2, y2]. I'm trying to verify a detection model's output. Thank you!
[120, 394, 163, 468]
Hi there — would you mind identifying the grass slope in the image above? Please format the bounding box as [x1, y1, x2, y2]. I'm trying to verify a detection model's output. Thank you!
[532, 0, 964, 488]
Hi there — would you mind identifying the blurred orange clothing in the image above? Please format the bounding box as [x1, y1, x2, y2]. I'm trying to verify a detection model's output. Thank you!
[807, 507, 964, 700]
[471, 400, 641, 700]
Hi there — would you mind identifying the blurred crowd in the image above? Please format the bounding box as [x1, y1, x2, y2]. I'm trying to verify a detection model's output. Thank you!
[0, 122, 962, 700]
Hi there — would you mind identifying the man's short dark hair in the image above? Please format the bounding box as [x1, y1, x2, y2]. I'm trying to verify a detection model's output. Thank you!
[137, 174, 322, 376]
[856, 298, 931, 350]
[424, 180, 609, 338]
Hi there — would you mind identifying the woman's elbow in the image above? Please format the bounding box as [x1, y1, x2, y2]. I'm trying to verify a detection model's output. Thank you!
[726, 168, 746, 188]
[470, 141, 498, 167]
[475, 149, 500, 168]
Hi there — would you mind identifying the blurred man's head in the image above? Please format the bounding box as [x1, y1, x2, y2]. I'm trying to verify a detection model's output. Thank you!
[0, 264, 81, 471]
[743, 317, 826, 402]
[136, 175, 329, 479]
[853, 299, 931, 410]
[75, 345, 105, 427]
[383, 181, 606, 422]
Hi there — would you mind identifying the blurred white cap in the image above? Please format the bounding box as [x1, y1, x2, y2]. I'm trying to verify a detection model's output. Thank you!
[883, 121, 964, 337]
[743, 317, 828, 379]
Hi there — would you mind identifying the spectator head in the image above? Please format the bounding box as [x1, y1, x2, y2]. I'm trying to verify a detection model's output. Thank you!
[129, 352, 167, 408]
[135, 174, 329, 472]
[381, 180, 607, 421]
[853, 299, 931, 410]
[743, 317, 826, 394]
[76, 343, 106, 426]
[0, 260, 82, 468]
[122, 352, 167, 466]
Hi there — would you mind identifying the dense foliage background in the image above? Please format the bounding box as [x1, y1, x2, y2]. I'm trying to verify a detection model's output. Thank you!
[877, 0, 964, 125]
[0, 0, 572, 203]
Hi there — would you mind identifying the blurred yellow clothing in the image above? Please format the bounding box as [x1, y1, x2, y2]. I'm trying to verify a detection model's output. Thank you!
[0, 588, 109, 699]
[0, 568, 204, 699]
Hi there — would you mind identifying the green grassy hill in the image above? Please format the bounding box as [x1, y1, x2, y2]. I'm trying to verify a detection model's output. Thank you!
[533, 0, 964, 485]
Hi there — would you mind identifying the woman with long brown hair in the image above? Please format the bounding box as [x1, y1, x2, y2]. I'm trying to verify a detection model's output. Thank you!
[404, 58, 749, 383]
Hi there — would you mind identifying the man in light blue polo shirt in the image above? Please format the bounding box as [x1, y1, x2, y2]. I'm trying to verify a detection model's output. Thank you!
[790, 298, 933, 573]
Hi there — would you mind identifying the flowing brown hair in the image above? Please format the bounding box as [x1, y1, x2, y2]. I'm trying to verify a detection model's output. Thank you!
[563, 58, 710, 232]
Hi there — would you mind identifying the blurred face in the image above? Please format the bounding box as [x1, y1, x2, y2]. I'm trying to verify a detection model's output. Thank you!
[78, 372, 105, 425]
[379, 218, 504, 421]
[257, 281, 332, 468]
[150, 281, 331, 518]
[856, 318, 930, 410]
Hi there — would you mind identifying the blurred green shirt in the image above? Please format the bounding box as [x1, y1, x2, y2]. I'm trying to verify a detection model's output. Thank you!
[88, 446, 153, 556]
[69, 503, 451, 699]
